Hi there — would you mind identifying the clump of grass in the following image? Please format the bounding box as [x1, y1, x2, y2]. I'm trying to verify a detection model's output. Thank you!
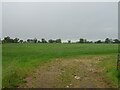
[3, 68, 24, 88]
[98, 55, 118, 87]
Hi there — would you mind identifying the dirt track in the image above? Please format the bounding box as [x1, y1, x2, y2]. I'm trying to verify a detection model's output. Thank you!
[20, 57, 113, 88]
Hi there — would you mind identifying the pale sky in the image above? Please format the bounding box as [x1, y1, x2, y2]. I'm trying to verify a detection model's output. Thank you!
[2, 2, 118, 41]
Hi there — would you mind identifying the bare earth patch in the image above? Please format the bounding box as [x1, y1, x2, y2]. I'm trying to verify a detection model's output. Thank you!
[20, 57, 114, 88]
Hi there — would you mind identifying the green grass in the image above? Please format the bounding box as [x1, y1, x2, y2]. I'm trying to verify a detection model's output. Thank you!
[2, 43, 118, 87]
[98, 55, 118, 87]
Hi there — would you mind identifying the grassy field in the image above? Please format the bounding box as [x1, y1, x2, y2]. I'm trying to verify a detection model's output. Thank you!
[2, 43, 118, 88]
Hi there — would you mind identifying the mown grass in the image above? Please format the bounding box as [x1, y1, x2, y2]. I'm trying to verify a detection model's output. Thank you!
[2, 43, 118, 87]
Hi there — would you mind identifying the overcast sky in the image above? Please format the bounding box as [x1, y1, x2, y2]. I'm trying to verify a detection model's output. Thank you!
[2, 2, 118, 41]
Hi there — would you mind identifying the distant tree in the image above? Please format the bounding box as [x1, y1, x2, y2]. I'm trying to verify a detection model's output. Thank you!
[19, 40, 23, 43]
[79, 38, 84, 43]
[4, 36, 10, 41]
[68, 40, 71, 43]
[27, 39, 34, 43]
[95, 40, 102, 43]
[85, 40, 93, 43]
[113, 39, 120, 43]
[27, 39, 29, 43]
[27, 39, 30, 43]
[41, 38, 47, 43]
[33, 38, 37, 43]
[14, 38, 19, 43]
[4, 36, 10, 43]
[2, 36, 14, 43]
[10, 39, 14, 43]
[56, 39, 61, 43]
[38, 40, 41, 43]
[48, 39, 54, 43]
[105, 38, 111, 43]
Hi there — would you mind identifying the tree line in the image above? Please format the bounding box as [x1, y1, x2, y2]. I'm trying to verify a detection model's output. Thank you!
[0, 36, 120, 44]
